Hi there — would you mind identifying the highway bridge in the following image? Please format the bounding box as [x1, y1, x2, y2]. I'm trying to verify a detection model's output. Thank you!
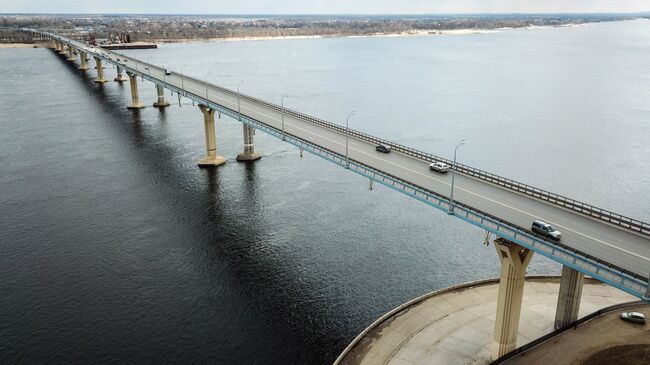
[27, 29, 650, 360]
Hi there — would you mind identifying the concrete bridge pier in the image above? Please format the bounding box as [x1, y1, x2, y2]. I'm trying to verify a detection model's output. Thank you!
[66, 46, 76, 61]
[152, 84, 170, 108]
[114, 66, 127, 82]
[126, 73, 145, 109]
[198, 105, 226, 167]
[554, 265, 584, 329]
[93, 57, 108, 84]
[492, 237, 533, 360]
[78, 51, 89, 70]
[236, 124, 261, 161]
[58, 43, 66, 55]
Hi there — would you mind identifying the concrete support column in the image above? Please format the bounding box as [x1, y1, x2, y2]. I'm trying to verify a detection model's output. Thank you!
[78, 51, 89, 70]
[554, 265, 584, 329]
[67, 46, 76, 61]
[198, 104, 225, 167]
[58, 43, 66, 54]
[126, 73, 145, 109]
[236, 124, 262, 161]
[93, 57, 107, 84]
[114, 66, 127, 82]
[492, 238, 533, 360]
[152, 84, 170, 108]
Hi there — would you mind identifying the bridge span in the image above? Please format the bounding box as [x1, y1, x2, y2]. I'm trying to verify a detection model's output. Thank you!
[27, 29, 649, 360]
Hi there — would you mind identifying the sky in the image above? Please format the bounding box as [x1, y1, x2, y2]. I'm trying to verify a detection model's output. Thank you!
[1, 0, 650, 15]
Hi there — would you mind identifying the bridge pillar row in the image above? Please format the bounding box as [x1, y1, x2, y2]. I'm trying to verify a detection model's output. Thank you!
[93, 57, 108, 84]
[126, 73, 145, 109]
[198, 105, 226, 167]
[236, 124, 262, 162]
[114, 66, 127, 82]
[152, 84, 170, 108]
[492, 237, 533, 361]
[554, 265, 584, 329]
[78, 51, 89, 70]
[66, 46, 76, 61]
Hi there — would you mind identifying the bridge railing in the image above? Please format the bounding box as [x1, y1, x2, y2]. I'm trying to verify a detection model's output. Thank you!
[46, 31, 650, 238]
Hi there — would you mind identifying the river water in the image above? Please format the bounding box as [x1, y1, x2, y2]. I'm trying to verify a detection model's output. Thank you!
[1, 20, 649, 364]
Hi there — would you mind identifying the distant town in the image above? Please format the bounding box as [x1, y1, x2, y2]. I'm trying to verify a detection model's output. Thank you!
[1, 13, 649, 44]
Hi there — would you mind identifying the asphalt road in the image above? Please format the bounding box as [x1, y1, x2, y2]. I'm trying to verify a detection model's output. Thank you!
[59, 38, 650, 281]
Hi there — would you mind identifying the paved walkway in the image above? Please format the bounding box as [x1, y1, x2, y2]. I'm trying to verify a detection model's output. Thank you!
[335, 276, 636, 365]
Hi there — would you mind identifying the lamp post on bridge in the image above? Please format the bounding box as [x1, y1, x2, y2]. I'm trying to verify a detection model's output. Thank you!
[345, 110, 356, 169]
[448, 138, 466, 215]
[281, 93, 289, 141]
[237, 80, 244, 121]
[205, 72, 212, 100]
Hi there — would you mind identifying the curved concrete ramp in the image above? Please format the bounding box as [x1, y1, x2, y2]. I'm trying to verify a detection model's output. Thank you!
[334, 276, 636, 365]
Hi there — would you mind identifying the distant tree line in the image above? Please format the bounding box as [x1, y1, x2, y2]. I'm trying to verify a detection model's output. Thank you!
[1, 13, 647, 43]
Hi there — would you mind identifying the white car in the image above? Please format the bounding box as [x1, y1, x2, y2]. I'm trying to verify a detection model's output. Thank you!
[429, 161, 450, 173]
[621, 312, 646, 324]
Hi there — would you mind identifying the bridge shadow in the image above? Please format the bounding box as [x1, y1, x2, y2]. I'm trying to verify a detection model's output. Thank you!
[48, 48, 340, 363]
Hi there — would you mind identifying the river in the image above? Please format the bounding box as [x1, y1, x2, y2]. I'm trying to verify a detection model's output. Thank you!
[1, 19, 649, 364]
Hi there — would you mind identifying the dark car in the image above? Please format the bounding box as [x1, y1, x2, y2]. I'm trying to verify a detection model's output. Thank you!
[164, 69, 172, 75]
[376, 144, 392, 153]
[531, 220, 561, 241]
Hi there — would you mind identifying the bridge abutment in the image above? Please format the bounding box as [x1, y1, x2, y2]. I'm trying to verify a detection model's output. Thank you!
[492, 237, 533, 360]
[114, 66, 127, 82]
[236, 124, 261, 161]
[198, 105, 226, 167]
[93, 57, 108, 84]
[554, 265, 584, 329]
[153, 84, 170, 108]
[126, 73, 145, 109]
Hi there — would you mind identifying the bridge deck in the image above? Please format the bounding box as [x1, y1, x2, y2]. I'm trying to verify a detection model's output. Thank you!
[36, 31, 650, 298]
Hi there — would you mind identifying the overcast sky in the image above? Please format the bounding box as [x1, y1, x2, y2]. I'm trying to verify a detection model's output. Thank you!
[2, 0, 650, 15]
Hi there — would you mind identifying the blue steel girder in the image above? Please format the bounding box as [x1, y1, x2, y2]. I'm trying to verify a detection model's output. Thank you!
[36, 30, 650, 301]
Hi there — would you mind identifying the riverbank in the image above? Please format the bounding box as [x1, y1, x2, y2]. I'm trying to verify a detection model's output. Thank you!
[0, 42, 48, 49]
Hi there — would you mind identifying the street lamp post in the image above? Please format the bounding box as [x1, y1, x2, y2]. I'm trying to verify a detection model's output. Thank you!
[237, 80, 244, 121]
[281, 93, 289, 141]
[345, 111, 356, 169]
[205, 72, 211, 100]
[449, 138, 466, 215]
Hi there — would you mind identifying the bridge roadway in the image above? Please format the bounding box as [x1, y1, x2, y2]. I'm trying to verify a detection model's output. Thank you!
[40, 31, 650, 298]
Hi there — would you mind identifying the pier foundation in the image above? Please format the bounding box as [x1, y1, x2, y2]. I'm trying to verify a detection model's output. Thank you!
[126, 73, 145, 109]
[236, 124, 261, 161]
[152, 84, 170, 108]
[198, 105, 225, 167]
[93, 57, 108, 83]
[492, 238, 533, 360]
[114, 66, 127, 82]
[554, 265, 584, 329]
[67, 46, 76, 61]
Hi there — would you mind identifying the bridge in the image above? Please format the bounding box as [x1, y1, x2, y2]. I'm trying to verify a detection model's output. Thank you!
[26, 29, 650, 360]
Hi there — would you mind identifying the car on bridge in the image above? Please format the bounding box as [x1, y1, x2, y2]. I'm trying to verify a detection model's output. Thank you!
[531, 220, 562, 241]
[375, 144, 392, 153]
[620, 312, 646, 324]
[429, 161, 450, 173]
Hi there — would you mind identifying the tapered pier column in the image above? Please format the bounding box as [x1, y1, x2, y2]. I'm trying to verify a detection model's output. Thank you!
[114, 66, 127, 82]
[58, 43, 67, 54]
[236, 124, 262, 161]
[554, 265, 584, 329]
[93, 57, 107, 83]
[198, 104, 225, 167]
[67, 46, 76, 61]
[152, 84, 170, 108]
[78, 51, 89, 70]
[126, 73, 145, 109]
[492, 238, 533, 360]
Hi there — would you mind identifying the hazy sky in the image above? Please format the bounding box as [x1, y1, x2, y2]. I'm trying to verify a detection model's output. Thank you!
[2, 0, 650, 15]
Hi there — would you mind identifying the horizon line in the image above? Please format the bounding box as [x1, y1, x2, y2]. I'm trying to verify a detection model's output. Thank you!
[2, 11, 650, 16]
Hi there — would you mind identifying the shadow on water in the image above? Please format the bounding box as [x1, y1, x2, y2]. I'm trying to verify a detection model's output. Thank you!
[49, 50, 344, 363]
